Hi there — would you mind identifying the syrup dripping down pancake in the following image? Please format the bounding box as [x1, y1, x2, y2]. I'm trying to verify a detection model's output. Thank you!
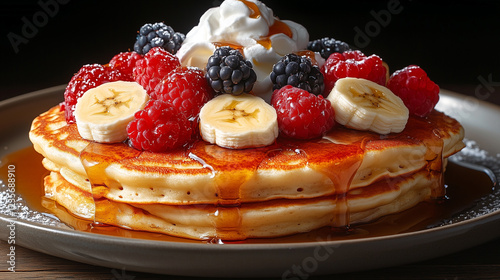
[44, 168, 440, 240]
[30, 105, 464, 240]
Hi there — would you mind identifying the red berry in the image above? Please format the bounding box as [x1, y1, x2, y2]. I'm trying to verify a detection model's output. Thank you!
[153, 67, 213, 138]
[127, 100, 192, 152]
[109, 51, 143, 81]
[152, 67, 213, 121]
[321, 50, 387, 94]
[133, 47, 180, 94]
[63, 64, 124, 123]
[387, 65, 440, 117]
[271, 85, 335, 139]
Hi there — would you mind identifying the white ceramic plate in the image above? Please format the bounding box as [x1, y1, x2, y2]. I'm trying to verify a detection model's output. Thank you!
[1, 86, 500, 278]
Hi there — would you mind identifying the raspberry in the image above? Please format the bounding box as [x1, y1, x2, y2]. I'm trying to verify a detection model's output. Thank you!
[133, 47, 181, 94]
[63, 64, 124, 123]
[321, 50, 386, 94]
[271, 85, 335, 139]
[127, 100, 192, 152]
[307, 37, 351, 60]
[109, 51, 143, 81]
[134, 22, 185, 55]
[205, 46, 257, 95]
[387, 65, 440, 117]
[270, 53, 324, 96]
[153, 67, 213, 120]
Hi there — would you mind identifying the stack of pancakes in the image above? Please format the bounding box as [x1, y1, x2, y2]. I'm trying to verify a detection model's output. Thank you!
[30, 105, 464, 240]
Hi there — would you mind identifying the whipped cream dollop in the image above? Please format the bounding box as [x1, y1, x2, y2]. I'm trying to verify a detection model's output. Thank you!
[176, 0, 309, 102]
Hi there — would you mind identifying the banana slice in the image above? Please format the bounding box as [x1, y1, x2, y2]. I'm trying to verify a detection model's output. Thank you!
[327, 77, 409, 134]
[75, 81, 149, 143]
[199, 93, 278, 149]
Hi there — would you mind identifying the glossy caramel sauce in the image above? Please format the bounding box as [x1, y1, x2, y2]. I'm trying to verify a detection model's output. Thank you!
[213, 0, 293, 51]
[257, 19, 293, 50]
[80, 143, 141, 200]
[240, 0, 260, 19]
[0, 145, 494, 244]
[295, 50, 320, 66]
[212, 42, 244, 53]
[194, 132, 363, 239]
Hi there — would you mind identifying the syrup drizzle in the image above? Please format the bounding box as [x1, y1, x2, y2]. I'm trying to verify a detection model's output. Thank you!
[240, 0, 261, 19]
[79, 142, 141, 227]
[1, 144, 495, 244]
[189, 142, 269, 240]
[212, 42, 244, 53]
[257, 20, 293, 50]
[295, 50, 320, 66]
[312, 142, 364, 228]
[213, 0, 293, 51]
[405, 116, 446, 198]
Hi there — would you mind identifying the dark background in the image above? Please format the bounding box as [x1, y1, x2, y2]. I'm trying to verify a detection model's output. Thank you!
[1, 0, 499, 105]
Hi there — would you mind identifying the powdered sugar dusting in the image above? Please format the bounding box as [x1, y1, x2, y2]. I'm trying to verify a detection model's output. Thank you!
[0, 181, 67, 228]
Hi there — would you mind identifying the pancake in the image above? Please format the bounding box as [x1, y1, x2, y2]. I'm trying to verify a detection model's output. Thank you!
[29, 104, 464, 240]
[44, 167, 440, 240]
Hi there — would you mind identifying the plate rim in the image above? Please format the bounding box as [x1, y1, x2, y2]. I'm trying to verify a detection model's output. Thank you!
[0, 84, 66, 107]
[2, 86, 500, 276]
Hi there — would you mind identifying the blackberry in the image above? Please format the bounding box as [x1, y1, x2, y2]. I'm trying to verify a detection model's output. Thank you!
[270, 53, 324, 96]
[307, 37, 351, 59]
[206, 46, 257, 95]
[134, 22, 185, 55]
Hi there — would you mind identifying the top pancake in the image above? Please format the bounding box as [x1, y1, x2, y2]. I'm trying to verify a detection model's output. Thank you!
[30, 105, 465, 205]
